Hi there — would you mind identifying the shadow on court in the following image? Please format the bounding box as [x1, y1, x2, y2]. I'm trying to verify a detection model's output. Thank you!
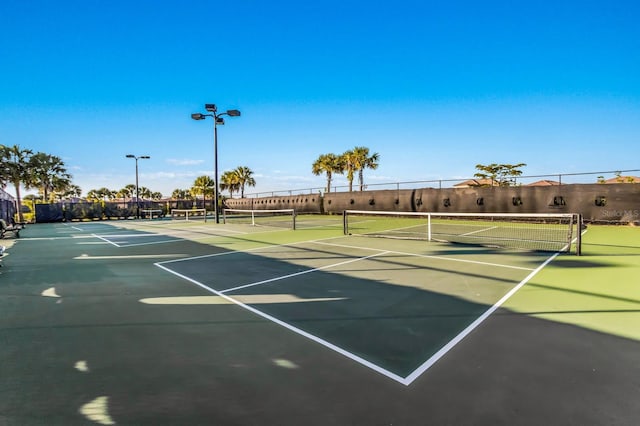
[1, 222, 639, 425]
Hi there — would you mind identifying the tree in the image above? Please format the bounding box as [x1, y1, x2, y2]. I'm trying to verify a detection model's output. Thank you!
[354, 147, 380, 191]
[220, 170, 240, 198]
[474, 163, 526, 187]
[117, 184, 136, 200]
[342, 146, 380, 192]
[312, 153, 344, 193]
[233, 166, 256, 198]
[28, 152, 72, 202]
[85, 189, 101, 201]
[137, 186, 152, 199]
[53, 183, 82, 201]
[0, 144, 34, 222]
[342, 150, 357, 192]
[171, 189, 192, 199]
[191, 175, 215, 209]
[86, 187, 116, 201]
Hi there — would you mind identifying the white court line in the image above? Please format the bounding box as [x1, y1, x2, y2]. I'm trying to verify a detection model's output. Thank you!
[75, 254, 186, 260]
[154, 237, 560, 386]
[90, 226, 254, 248]
[19, 236, 96, 241]
[402, 250, 560, 385]
[94, 233, 164, 238]
[402, 229, 587, 385]
[154, 259, 407, 384]
[62, 223, 115, 232]
[120, 222, 250, 236]
[77, 242, 114, 245]
[313, 240, 534, 271]
[153, 235, 572, 385]
[115, 238, 186, 248]
[91, 233, 184, 248]
[221, 251, 390, 294]
[155, 235, 349, 265]
[91, 234, 121, 247]
[460, 226, 498, 236]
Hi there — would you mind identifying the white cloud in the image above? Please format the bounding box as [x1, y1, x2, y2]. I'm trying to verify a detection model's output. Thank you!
[166, 158, 205, 166]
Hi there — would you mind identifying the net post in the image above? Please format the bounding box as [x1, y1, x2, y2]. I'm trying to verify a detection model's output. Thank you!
[292, 210, 296, 230]
[251, 211, 255, 226]
[427, 213, 432, 242]
[343, 210, 348, 235]
[576, 214, 582, 256]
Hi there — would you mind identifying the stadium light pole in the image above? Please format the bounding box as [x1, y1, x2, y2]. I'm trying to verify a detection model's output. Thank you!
[125, 154, 150, 219]
[191, 104, 241, 224]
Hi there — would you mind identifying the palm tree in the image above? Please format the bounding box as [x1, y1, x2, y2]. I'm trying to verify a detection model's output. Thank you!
[342, 150, 358, 192]
[0, 144, 34, 222]
[87, 187, 116, 201]
[61, 184, 82, 199]
[233, 166, 256, 198]
[191, 175, 215, 210]
[349, 146, 380, 191]
[28, 152, 71, 202]
[116, 188, 129, 201]
[117, 184, 136, 200]
[171, 189, 192, 199]
[51, 181, 80, 201]
[138, 186, 152, 199]
[312, 153, 344, 193]
[85, 189, 101, 202]
[220, 170, 240, 198]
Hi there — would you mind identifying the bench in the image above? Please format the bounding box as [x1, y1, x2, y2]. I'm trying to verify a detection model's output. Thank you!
[0, 219, 23, 239]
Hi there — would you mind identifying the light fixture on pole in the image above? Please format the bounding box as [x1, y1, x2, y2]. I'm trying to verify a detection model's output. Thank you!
[125, 154, 150, 219]
[191, 104, 241, 224]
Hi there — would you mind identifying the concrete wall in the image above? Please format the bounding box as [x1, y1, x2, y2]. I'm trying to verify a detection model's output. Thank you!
[226, 183, 640, 224]
[224, 193, 323, 214]
[323, 189, 415, 214]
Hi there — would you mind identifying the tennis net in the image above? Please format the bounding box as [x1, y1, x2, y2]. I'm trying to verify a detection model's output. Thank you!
[223, 208, 296, 229]
[171, 208, 207, 221]
[343, 210, 582, 254]
[140, 208, 163, 219]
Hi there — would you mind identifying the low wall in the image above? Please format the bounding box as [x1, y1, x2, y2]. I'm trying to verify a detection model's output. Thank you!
[226, 183, 640, 224]
[224, 193, 323, 214]
[323, 189, 415, 213]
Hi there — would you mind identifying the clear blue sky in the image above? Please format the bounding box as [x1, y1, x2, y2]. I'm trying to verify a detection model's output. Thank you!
[1, 0, 639, 198]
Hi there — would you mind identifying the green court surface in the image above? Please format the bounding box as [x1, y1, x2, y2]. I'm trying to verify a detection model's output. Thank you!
[1, 217, 639, 425]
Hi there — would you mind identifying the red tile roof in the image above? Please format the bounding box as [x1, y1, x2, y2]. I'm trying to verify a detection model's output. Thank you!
[526, 180, 561, 186]
[603, 176, 640, 184]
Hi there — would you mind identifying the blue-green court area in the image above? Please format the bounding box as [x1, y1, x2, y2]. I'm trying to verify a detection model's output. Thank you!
[1, 218, 638, 425]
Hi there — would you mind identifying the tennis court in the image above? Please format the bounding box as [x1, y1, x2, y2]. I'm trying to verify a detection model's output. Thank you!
[1, 215, 639, 425]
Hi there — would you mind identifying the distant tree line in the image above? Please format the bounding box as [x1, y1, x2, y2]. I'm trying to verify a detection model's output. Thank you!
[0, 144, 77, 222]
[0, 143, 260, 220]
[87, 165, 256, 210]
[86, 185, 163, 201]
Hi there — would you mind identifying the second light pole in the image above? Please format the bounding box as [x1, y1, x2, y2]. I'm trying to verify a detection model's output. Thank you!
[125, 154, 150, 219]
[191, 104, 241, 223]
